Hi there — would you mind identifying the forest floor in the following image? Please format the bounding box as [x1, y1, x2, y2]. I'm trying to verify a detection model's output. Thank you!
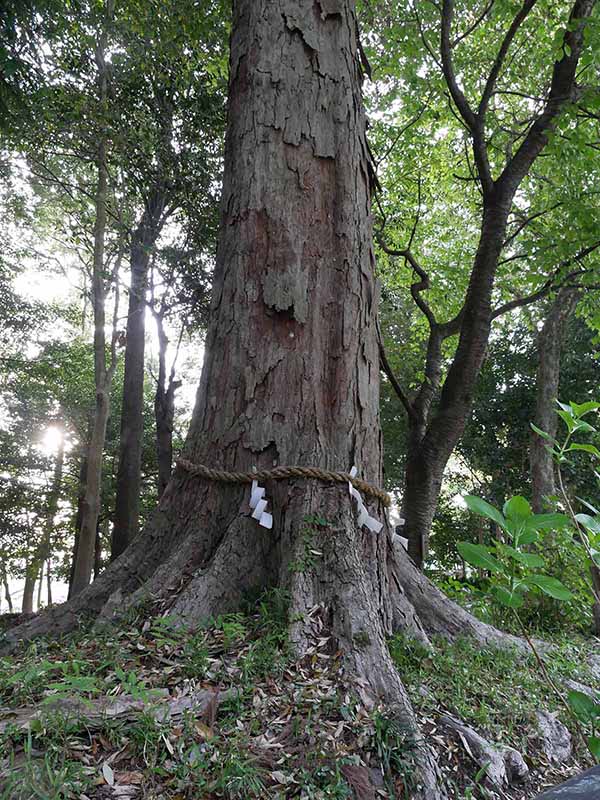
[0, 591, 597, 800]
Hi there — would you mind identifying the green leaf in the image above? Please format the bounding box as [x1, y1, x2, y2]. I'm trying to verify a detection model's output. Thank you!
[568, 690, 600, 722]
[573, 420, 597, 434]
[518, 530, 540, 545]
[502, 496, 531, 522]
[569, 400, 600, 418]
[575, 514, 600, 535]
[556, 400, 573, 414]
[588, 735, 600, 762]
[569, 443, 600, 458]
[456, 541, 505, 574]
[498, 544, 545, 568]
[492, 585, 524, 608]
[526, 574, 573, 601]
[463, 496, 506, 529]
[577, 497, 600, 515]
[523, 513, 571, 532]
[530, 423, 556, 443]
[557, 409, 576, 432]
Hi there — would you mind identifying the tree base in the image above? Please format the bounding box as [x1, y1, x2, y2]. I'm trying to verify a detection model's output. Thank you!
[2, 478, 537, 796]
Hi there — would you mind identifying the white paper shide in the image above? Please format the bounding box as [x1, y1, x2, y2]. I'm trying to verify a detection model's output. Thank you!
[348, 466, 383, 533]
[249, 479, 273, 529]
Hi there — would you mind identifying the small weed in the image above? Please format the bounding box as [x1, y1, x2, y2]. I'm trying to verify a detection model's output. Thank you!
[288, 515, 329, 573]
[373, 712, 418, 799]
[0, 734, 93, 799]
[182, 630, 210, 678]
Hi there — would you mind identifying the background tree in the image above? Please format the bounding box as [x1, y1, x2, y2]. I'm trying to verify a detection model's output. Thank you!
[371, 0, 599, 565]
[110, 0, 226, 558]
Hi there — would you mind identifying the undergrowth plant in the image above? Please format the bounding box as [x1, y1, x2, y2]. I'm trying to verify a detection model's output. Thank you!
[458, 399, 600, 760]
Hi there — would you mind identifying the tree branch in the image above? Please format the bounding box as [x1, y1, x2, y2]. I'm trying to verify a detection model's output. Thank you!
[491, 239, 600, 319]
[440, 0, 476, 130]
[478, 0, 539, 118]
[497, 0, 596, 196]
[440, 0, 493, 191]
[377, 238, 438, 328]
[377, 324, 417, 421]
[452, 0, 495, 46]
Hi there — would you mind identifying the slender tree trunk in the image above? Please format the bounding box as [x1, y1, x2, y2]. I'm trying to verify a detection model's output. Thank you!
[403, 199, 512, 566]
[112, 192, 166, 559]
[68, 442, 88, 598]
[36, 562, 43, 610]
[1, 567, 12, 613]
[70, 0, 118, 596]
[21, 568, 35, 614]
[154, 315, 181, 497]
[530, 287, 580, 512]
[391, 0, 594, 568]
[94, 519, 104, 579]
[46, 561, 52, 607]
[39, 437, 64, 596]
[22, 438, 65, 611]
[402, 418, 443, 565]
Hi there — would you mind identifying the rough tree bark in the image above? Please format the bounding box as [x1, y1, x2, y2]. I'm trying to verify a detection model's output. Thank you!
[530, 287, 580, 512]
[70, 0, 120, 596]
[112, 190, 166, 559]
[383, 0, 595, 567]
[1, 3, 546, 794]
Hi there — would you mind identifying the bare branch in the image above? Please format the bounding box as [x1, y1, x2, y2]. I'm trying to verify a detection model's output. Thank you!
[503, 201, 563, 248]
[377, 238, 438, 328]
[452, 0, 495, 46]
[440, 0, 477, 130]
[441, 0, 493, 191]
[492, 239, 600, 319]
[414, 3, 442, 68]
[375, 104, 429, 167]
[377, 324, 417, 421]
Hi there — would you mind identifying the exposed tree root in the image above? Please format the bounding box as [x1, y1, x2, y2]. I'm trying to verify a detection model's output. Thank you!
[0, 490, 554, 798]
[392, 539, 528, 651]
[0, 687, 229, 735]
[440, 714, 529, 788]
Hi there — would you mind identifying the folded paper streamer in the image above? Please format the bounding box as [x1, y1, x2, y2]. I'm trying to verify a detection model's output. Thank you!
[248, 468, 382, 533]
[249, 479, 273, 529]
[348, 466, 383, 533]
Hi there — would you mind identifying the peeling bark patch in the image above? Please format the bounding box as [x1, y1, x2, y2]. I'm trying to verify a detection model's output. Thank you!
[315, 0, 344, 19]
[262, 264, 308, 323]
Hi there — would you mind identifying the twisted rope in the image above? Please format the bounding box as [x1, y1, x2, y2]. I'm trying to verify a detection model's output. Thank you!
[176, 458, 391, 507]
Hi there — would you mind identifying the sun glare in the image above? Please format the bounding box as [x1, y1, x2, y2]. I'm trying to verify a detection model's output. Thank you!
[41, 426, 64, 456]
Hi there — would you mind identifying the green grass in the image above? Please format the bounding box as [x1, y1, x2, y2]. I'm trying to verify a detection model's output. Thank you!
[2, 588, 596, 799]
[389, 632, 593, 750]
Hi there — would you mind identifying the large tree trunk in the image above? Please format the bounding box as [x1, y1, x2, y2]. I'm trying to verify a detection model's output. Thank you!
[112, 193, 166, 559]
[2, 4, 542, 794]
[530, 287, 580, 512]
